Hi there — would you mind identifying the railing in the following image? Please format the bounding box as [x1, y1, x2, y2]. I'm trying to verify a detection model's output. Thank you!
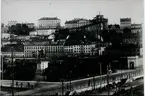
[62, 68, 143, 94]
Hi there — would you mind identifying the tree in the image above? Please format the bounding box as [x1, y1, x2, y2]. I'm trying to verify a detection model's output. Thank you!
[8, 24, 35, 35]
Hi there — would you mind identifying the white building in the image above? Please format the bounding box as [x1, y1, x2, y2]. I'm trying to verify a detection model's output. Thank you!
[37, 17, 60, 29]
[16, 35, 30, 41]
[127, 56, 143, 69]
[37, 29, 55, 36]
[24, 42, 63, 58]
[64, 44, 96, 55]
[2, 33, 10, 39]
[29, 31, 38, 36]
[40, 61, 49, 70]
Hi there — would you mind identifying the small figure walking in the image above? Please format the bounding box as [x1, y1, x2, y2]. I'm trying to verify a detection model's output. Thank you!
[27, 82, 30, 88]
[16, 82, 18, 87]
[88, 80, 91, 86]
[20, 82, 23, 88]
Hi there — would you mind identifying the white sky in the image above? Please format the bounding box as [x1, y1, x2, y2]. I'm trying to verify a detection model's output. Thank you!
[1, 0, 144, 26]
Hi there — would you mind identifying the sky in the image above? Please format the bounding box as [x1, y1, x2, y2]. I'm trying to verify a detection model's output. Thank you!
[1, 0, 144, 26]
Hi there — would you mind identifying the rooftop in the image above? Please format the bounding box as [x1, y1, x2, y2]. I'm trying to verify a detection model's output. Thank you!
[23, 41, 64, 46]
[38, 17, 60, 20]
[1, 44, 24, 52]
[24, 41, 50, 46]
[65, 18, 88, 24]
[120, 18, 131, 21]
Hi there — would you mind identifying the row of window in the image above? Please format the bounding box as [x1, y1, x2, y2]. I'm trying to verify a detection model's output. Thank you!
[25, 46, 63, 49]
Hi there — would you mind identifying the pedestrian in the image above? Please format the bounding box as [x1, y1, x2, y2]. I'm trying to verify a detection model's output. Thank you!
[27, 82, 30, 88]
[88, 80, 90, 86]
[31, 84, 34, 89]
[16, 82, 18, 87]
[20, 82, 23, 88]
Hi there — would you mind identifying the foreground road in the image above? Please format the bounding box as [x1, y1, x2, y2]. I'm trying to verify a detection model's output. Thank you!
[2, 68, 143, 96]
[16, 69, 143, 96]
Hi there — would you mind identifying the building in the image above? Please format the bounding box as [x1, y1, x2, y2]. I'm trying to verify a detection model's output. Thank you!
[1, 39, 11, 46]
[120, 18, 131, 29]
[37, 29, 55, 36]
[83, 14, 108, 35]
[29, 31, 38, 36]
[25, 23, 35, 28]
[2, 33, 10, 40]
[1, 44, 24, 57]
[63, 42, 110, 55]
[37, 17, 60, 29]
[65, 18, 91, 29]
[7, 20, 18, 27]
[15, 35, 30, 41]
[131, 24, 142, 33]
[108, 24, 121, 33]
[122, 24, 142, 46]
[1, 26, 9, 33]
[122, 33, 140, 45]
[66, 14, 108, 39]
[24, 41, 64, 58]
[127, 56, 143, 69]
[29, 29, 55, 36]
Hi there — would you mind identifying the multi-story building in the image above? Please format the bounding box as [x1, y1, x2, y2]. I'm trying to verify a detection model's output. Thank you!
[131, 24, 142, 33]
[63, 42, 111, 55]
[66, 15, 108, 38]
[15, 35, 30, 41]
[120, 18, 131, 29]
[37, 29, 55, 36]
[108, 24, 121, 33]
[65, 18, 91, 29]
[24, 41, 64, 58]
[29, 29, 55, 36]
[37, 17, 60, 29]
[29, 31, 38, 36]
[122, 23, 142, 46]
[82, 15, 108, 35]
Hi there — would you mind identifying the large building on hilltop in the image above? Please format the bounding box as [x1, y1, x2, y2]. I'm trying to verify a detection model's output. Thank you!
[37, 17, 60, 29]
[65, 18, 91, 29]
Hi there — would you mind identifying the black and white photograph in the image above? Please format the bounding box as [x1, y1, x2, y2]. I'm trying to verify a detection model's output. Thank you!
[0, 0, 144, 95]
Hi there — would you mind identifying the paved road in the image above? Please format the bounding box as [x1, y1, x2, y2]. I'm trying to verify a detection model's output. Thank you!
[16, 69, 143, 95]
[2, 68, 143, 96]
[82, 78, 143, 96]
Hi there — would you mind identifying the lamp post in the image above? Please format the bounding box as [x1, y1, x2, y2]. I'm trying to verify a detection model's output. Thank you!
[11, 47, 14, 96]
[99, 62, 102, 90]
[69, 70, 72, 91]
[61, 79, 64, 96]
[107, 64, 112, 96]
